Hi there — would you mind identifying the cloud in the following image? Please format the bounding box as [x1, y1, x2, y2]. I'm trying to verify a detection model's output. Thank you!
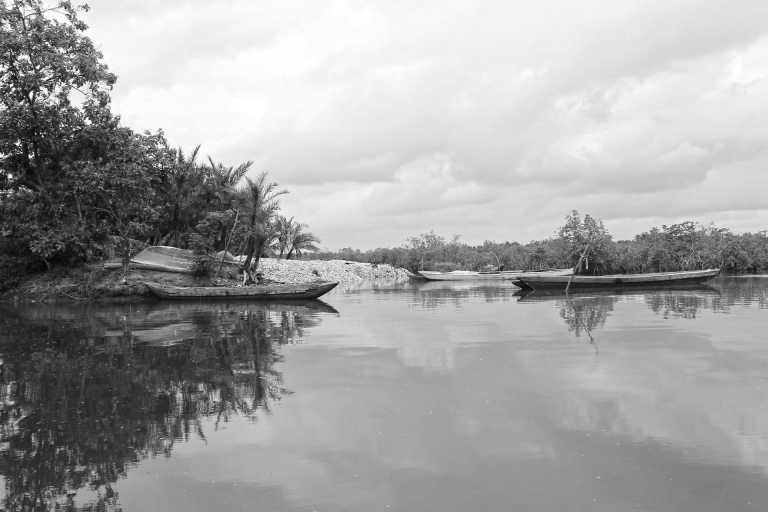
[85, 0, 768, 248]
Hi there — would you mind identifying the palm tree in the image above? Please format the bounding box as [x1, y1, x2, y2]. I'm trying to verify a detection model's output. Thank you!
[239, 172, 286, 281]
[204, 157, 252, 253]
[272, 215, 294, 258]
[156, 147, 253, 250]
[158, 145, 202, 246]
[206, 156, 252, 197]
[285, 223, 320, 259]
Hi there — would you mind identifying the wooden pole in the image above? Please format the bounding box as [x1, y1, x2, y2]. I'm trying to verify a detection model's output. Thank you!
[565, 243, 591, 296]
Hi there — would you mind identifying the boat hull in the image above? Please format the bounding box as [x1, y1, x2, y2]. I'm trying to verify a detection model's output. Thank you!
[145, 281, 339, 300]
[417, 268, 573, 282]
[515, 269, 720, 290]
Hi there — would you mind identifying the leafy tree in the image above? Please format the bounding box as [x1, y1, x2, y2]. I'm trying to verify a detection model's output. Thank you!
[556, 210, 614, 274]
[79, 129, 173, 276]
[0, 0, 119, 265]
[0, 0, 116, 190]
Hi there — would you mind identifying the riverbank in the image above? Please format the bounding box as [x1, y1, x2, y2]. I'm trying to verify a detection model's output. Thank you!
[258, 258, 411, 288]
[1, 258, 412, 302]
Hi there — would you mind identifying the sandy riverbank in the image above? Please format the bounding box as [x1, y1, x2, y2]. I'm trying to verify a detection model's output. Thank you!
[258, 258, 411, 288]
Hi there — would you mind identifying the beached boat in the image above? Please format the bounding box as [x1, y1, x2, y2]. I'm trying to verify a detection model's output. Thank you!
[514, 269, 720, 291]
[145, 281, 338, 300]
[416, 268, 573, 281]
[104, 246, 240, 274]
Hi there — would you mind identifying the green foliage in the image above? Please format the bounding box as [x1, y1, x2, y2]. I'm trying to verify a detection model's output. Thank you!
[272, 216, 320, 259]
[557, 210, 615, 274]
[237, 172, 287, 279]
[316, 215, 768, 275]
[0, 2, 313, 283]
[0, 2, 180, 269]
[187, 232, 213, 277]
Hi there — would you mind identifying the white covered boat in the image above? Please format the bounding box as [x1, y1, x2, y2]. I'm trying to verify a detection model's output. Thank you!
[416, 268, 573, 282]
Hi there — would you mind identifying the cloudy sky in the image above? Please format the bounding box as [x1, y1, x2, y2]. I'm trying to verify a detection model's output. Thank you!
[85, 0, 768, 249]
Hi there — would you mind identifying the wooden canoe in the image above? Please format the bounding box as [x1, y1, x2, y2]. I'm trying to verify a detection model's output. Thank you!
[514, 269, 720, 291]
[145, 281, 338, 300]
[417, 268, 573, 281]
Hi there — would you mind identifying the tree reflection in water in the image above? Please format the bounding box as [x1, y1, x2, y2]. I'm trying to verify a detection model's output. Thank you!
[520, 286, 726, 350]
[644, 292, 711, 319]
[0, 301, 334, 511]
[558, 295, 615, 352]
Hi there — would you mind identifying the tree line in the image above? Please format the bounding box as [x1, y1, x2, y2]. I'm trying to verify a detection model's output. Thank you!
[0, 1, 318, 288]
[315, 211, 768, 274]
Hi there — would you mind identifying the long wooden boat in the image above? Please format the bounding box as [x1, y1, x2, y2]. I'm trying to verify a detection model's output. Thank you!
[416, 268, 573, 281]
[145, 281, 338, 300]
[515, 269, 720, 291]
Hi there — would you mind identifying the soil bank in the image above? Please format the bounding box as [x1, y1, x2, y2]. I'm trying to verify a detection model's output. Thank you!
[1, 258, 412, 303]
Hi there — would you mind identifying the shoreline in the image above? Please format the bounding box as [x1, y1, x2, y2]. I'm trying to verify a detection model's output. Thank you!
[1, 258, 412, 303]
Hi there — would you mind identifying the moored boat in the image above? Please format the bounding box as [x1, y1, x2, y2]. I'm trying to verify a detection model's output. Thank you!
[514, 269, 720, 291]
[417, 268, 573, 281]
[145, 281, 338, 300]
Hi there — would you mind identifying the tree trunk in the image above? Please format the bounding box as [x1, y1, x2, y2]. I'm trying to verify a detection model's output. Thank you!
[216, 210, 239, 278]
[241, 236, 256, 283]
[252, 235, 266, 276]
[241, 234, 266, 284]
[120, 235, 131, 282]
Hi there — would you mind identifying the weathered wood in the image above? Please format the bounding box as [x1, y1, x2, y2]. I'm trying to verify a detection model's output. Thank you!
[104, 246, 241, 274]
[145, 280, 338, 300]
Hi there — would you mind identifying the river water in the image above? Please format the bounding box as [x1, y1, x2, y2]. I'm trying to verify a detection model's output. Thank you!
[1, 277, 768, 511]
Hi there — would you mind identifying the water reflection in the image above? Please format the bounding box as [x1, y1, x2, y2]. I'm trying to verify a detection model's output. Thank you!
[644, 290, 719, 319]
[3, 278, 768, 511]
[518, 286, 723, 341]
[0, 301, 335, 511]
[711, 277, 768, 310]
[411, 281, 517, 309]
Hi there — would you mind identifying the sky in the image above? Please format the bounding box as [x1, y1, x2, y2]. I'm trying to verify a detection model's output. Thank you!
[84, 0, 768, 250]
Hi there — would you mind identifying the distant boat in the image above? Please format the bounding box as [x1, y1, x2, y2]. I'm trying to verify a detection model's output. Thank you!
[145, 281, 338, 300]
[514, 269, 720, 291]
[416, 268, 573, 281]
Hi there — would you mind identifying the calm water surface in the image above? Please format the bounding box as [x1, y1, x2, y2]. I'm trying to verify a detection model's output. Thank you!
[1, 277, 768, 511]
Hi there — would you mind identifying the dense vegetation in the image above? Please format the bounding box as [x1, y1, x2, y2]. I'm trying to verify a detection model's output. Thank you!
[316, 212, 768, 274]
[0, 1, 318, 289]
